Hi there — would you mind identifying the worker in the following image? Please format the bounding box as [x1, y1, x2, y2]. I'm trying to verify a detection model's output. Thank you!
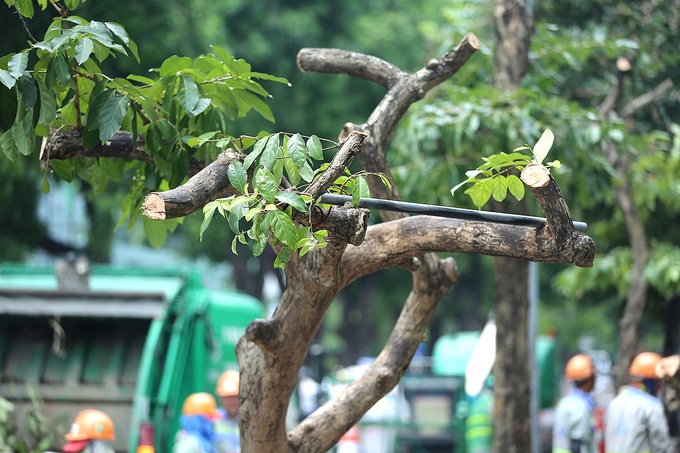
[173, 392, 219, 453]
[465, 376, 494, 453]
[604, 351, 673, 453]
[213, 370, 241, 453]
[552, 353, 597, 453]
[60, 409, 115, 453]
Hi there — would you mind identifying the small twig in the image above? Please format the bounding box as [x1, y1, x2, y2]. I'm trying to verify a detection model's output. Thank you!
[14, 7, 38, 43]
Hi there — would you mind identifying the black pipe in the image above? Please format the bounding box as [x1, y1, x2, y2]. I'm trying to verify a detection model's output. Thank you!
[318, 194, 588, 232]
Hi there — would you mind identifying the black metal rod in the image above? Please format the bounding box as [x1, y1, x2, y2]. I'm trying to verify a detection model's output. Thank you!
[319, 194, 588, 232]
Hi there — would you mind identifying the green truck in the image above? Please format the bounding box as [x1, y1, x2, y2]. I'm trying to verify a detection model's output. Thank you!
[0, 261, 263, 452]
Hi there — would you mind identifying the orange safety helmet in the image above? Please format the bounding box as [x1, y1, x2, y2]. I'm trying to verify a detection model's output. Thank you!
[182, 392, 218, 417]
[565, 354, 596, 381]
[629, 352, 662, 379]
[63, 409, 115, 452]
[216, 370, 240, 397]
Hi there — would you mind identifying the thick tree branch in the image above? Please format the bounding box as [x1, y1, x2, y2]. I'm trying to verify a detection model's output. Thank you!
[45, 129, 205, 175]
[289, 254, 458, 451]
[142, 131, 367, 223]
[142, 150, 243, 220]
[300, 34, 481, 209]
[297, 49, 407, 89]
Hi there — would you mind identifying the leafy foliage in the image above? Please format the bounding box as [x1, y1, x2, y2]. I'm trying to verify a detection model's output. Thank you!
[0, 1, 292, 241]
[1, 1, 387, 269]
[200, 133, 371, 268]
[0, 391, 69, 453]
[449, 128, 560, 209]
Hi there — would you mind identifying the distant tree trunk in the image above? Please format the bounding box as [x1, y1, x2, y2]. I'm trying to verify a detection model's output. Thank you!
[664, 297, 680, 356]
[595, 65, 674, 389]
[492, 0, 534, 452]
[493, 257, 531, 453]
[338, 275, 379, 365]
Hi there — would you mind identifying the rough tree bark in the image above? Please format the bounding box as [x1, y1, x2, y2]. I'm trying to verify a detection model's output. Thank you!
[598, 58, 675, 388]
[491, 0, 534, 451]
[44, 33, 595, 452]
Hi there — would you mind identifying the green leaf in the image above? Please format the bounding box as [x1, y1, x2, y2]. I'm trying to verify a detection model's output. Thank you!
[0, 69, 16, 89]
[227, 160, 248, 194]
[283, 155, 301, 185]
[104, 22, 130, 45]
[15, 0, 34, 17]
[8, 52, 28, 78]
[0, 129, 18, 161]
[532, 128, 554, 164]
[243, 135, 268, 170]
[178, 74, 199, 113]
[12, 107, 35, 155]
[506, 174, 525, 201]
[75, 37, 94, 65]
[16, 73, 37, 107]
[260, 133, 279, 171]
[275, 191, 307, 212]
[142, 217, 168, 249]
[299, 162, 315, 182]
[270, 210, 298, 248]
[189, 98, 210, 116]
[491, 176, 508, 202]
[37, 78, 56, 127]
[306, 135, 323, 160]
[64, 0, 80, 9]
[48, 54, 72, 87]
[98, 92, 129, 143]
[159, 55, 192, 78]
[233, 89, 275, 122]
[273, 247, 291, 268]
[287, 133, 306, 168]
[200, 202, 218, 241]
[465, 179, 493, 209]
[41, 173, 50, 193]
[352, 175, 370, 206]
[86, 88, 113, 129]
[254, 166, 277, 203]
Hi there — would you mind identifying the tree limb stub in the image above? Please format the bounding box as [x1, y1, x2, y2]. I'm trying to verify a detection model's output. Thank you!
[297, 49, 408, 89]
[142, 149, 243, 220]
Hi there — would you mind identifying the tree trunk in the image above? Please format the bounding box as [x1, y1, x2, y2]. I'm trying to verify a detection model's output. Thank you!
[493, 256, 531, 453]
[492, 0, 534, 451]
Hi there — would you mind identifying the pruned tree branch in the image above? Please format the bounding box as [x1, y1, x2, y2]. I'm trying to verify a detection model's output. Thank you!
[297, 49, 407, 89]
[45, 128, 205, 175]
[142, 149, 243, 220]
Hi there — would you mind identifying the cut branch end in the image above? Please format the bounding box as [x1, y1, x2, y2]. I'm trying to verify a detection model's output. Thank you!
[142, 193, 167, 220]
[520, 164, 550, 188]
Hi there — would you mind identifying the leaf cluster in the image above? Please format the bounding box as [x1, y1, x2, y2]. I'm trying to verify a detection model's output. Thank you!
[200, 133, 375, 269]
[0, 391, 68, 453]
[449, 128, 559, 209]
[1, 2, 290, 242]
